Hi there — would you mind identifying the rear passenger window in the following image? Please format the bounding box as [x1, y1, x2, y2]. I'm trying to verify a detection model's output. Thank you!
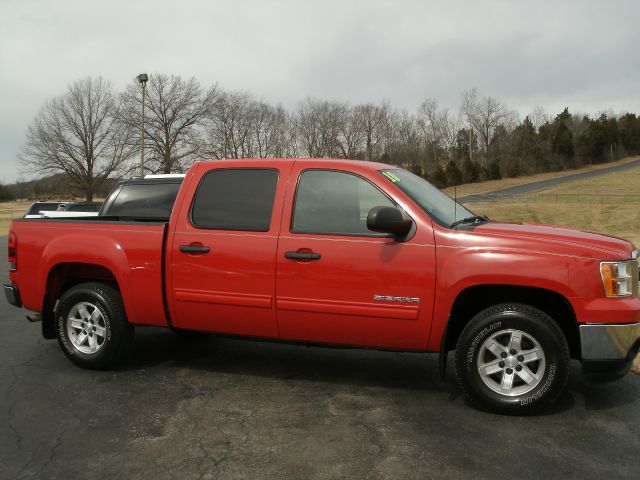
[191, 169, 279, 231]
[291, 170, 395, 235]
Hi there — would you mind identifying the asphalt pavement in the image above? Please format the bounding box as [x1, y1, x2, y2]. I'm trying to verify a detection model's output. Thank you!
[458, 158, 640, 202]
[1, 235, 640, 479]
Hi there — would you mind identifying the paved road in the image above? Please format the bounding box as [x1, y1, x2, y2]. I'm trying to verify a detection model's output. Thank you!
[459, 158, 640, 202]
[1, 235, 639, 479]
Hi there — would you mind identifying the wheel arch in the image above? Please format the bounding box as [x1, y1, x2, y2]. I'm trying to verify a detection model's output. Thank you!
[442, 284, 580, 363]
[41, 262, 122, 339]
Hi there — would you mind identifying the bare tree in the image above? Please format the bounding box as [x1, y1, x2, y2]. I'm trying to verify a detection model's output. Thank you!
[21, 77, 133, 201]
[417, 99, 444, 167]
[205, 91, 254, 159]
[335, 104, 363, 159]
[251, 101, 280, 158]
[205, 91, 294, 159]
[353, 102, 393, 161]
[121, 74, 216, 173]
[462, 88, 513, 163]
[268, 105, 299, 158]
[294, 98, 345, 158]
[390, 111, 421, 167]
[529, 106, 549, 132]
[439, 109, 461, 161]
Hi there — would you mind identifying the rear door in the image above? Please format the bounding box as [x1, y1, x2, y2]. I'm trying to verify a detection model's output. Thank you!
[169, 161, 293, 337]
[275, 166, 436, 350]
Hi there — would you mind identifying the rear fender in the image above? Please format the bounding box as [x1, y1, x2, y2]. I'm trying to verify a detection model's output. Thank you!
[40, 235, 132, 320]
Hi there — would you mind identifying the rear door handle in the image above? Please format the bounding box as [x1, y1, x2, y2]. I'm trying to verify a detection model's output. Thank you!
[179, 245, 210, 254]
[284, 251, 321, 260]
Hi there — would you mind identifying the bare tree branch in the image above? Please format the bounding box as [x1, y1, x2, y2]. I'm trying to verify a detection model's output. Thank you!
[20, 77, 134, 201]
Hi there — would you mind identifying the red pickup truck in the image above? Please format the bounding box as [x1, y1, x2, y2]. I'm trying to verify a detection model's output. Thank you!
[5, 159, 640, 413]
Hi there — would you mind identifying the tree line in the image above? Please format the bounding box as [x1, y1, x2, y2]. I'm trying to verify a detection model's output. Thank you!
[15, 75, 640, 201]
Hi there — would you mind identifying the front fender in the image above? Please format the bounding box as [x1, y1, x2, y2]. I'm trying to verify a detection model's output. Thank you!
[429, 247, 577, 351]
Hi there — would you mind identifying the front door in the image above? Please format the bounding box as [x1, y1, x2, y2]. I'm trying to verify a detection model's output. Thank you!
[275, 167, 436, 350]
[169, 162, 292, 337]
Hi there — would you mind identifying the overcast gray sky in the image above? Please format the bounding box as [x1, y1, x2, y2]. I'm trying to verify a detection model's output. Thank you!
[1, 0, 639, 182]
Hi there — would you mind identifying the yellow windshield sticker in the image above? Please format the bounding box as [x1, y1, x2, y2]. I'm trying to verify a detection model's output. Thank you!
[382, 171, 401, 183]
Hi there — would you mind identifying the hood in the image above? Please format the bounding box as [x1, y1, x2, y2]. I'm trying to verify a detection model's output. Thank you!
[468, 221, 635, 261]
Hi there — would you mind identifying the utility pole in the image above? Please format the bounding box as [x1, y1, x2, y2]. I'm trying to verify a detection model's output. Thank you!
[137, 73, 148, 176]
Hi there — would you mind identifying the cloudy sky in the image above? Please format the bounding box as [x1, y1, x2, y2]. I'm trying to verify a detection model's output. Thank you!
[1, 0, 639, 182]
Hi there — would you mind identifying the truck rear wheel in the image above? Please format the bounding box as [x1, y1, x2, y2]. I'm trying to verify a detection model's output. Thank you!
[56, 282, 133, 369]
[454, 303, 569, 414]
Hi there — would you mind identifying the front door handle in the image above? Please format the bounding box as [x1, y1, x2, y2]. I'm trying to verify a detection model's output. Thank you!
[179, 244, 210, 254]
[284, 251, 321, 260]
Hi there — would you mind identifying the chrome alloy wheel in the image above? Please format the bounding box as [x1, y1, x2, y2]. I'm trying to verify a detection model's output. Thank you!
[476, 329, 546, 397]
[66, 302, 108, 354]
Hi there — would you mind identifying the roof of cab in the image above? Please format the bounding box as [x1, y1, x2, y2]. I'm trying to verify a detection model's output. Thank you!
[191, 158, 398, 172]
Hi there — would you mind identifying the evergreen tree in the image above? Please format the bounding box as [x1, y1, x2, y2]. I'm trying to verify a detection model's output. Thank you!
[618, 113, 640, 155]
[487, 161, 502, 180]
[462, 158, 480, 183]
[445, 160, 463, 186]
[432, 164, 449, 188]
[551, 108, 575, 168]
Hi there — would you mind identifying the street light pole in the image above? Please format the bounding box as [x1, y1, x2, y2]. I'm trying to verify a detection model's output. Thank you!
[137, 73, 148, 176]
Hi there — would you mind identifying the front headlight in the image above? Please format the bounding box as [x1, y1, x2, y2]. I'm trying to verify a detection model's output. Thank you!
[600, 260, 639, 297]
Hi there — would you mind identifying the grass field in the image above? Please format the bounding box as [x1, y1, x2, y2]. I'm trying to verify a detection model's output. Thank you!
[0, 200, 33, 235]
[464, 166, 640, 247]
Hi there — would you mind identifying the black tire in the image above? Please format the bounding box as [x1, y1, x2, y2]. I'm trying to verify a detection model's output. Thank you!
[56, 282, 133, 369]
[455, 303, 569, 414]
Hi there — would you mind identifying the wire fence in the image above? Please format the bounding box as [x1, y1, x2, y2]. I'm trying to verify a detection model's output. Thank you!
[0, 209, 25, 220]
[461, 193, 640, 204]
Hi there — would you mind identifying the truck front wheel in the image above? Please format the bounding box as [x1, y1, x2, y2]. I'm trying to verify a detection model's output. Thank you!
[454, 303, 569, 413]
[56, 282, 133, 369]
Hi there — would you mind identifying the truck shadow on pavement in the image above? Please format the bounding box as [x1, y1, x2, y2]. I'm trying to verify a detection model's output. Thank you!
[119, 327, 638, 416]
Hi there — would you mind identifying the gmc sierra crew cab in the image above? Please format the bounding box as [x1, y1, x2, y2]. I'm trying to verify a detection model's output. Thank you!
[4, 158, 640, 413]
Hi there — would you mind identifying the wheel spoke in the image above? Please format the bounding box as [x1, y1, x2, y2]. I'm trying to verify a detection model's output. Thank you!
[94, 325, 106, 338]
[509, 331, 522, 352]
[486, 339, 507, 358]
[520, 349, 541, 363]
[88, 334, 97, 352]
[500, 371, 515, 392]
[89, 308, 102, 323]
[75, 332, 88, 346]
[78, 305, 91, 320]
[517, 365, 539, 384]
[479, 359, 503, 376]
[70, 319, 84, 330]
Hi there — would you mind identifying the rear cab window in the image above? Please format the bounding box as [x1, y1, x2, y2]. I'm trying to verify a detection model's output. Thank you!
[68, 203, 101, 212]
[103, 182, 182, 218]
[27, 203, 63, 215]
[190, 169, 279, 231]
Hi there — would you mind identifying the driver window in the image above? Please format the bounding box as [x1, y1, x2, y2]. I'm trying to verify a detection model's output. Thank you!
[291, 170, 395, 236]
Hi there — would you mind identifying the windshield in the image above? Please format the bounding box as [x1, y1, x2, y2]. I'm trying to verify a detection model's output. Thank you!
[379, 169, 474, 227]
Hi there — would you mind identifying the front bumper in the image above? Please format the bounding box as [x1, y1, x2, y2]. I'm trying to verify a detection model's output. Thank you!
[580, 322, 640, 381]
[3, 283, 22, 308]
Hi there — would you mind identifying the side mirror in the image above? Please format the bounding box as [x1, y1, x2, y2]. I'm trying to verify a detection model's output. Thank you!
[367, 206, 413, 239]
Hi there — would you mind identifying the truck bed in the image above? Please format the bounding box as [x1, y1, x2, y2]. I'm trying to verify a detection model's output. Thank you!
[10, 218, 169, 327]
